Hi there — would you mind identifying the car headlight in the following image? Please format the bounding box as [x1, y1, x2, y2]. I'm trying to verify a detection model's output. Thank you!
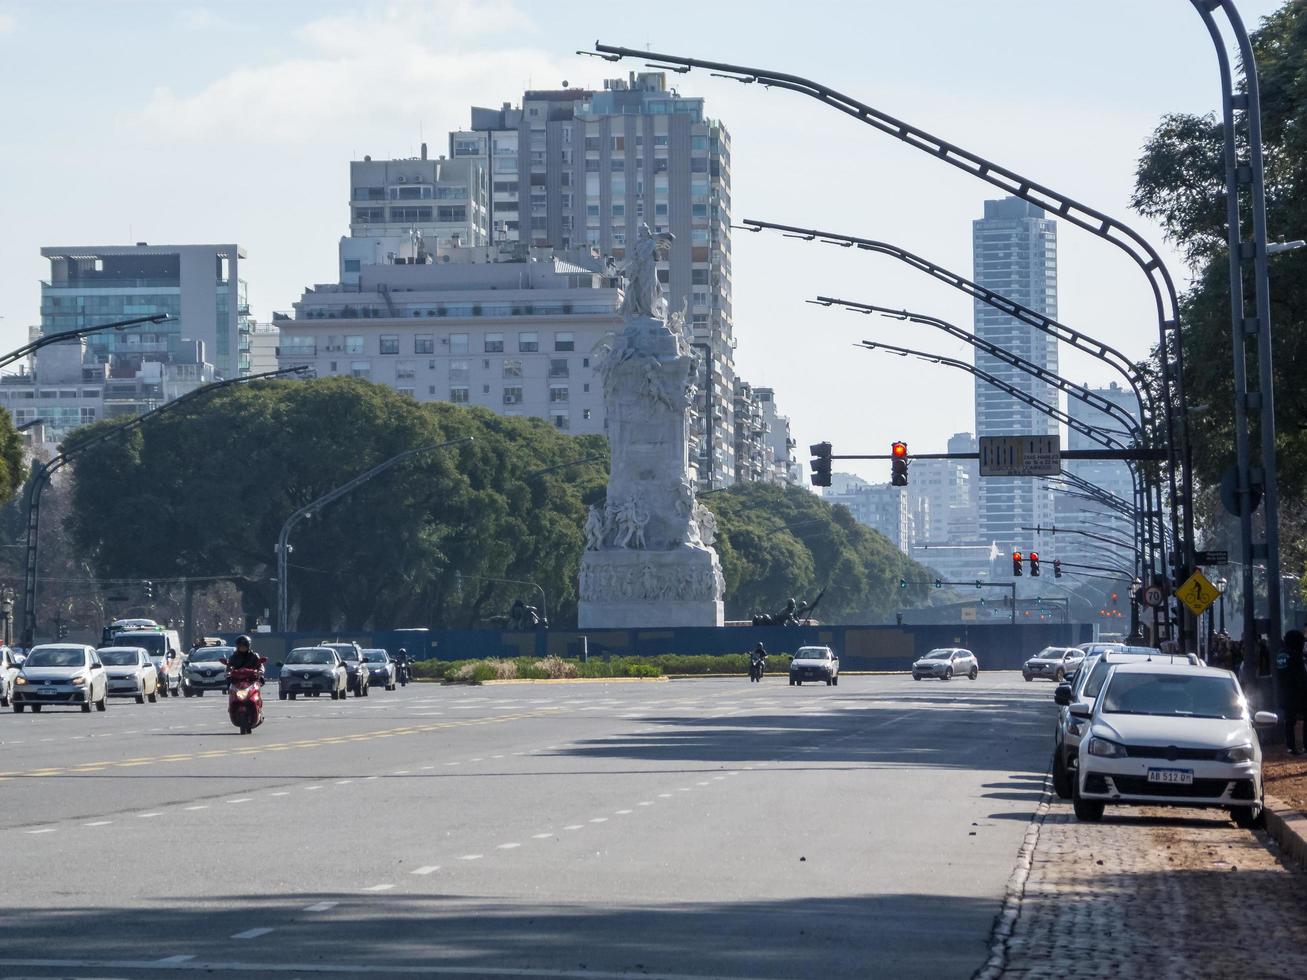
[1218, 743, 1254, 764]
[1087, 737, 1126, 758]
[69, 674, 88, 686]
[15, 675, 27, 685]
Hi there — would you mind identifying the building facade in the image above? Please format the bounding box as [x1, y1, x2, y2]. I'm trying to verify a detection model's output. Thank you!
[824, 473, 911, 554]
[971, 198, 1058, 552]
[732, 379, 770, 485]
[448, 73, 737, 487]
[40, 244, 252, 380]
[756, 386, 800, 485]
[276, 245, 620, 433]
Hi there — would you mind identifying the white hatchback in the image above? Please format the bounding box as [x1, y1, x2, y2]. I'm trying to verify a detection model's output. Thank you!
[1072, 662, 1276, 827]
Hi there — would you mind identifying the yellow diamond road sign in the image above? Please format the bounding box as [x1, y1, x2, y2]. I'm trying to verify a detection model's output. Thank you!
[1177, 570, 1220, 617]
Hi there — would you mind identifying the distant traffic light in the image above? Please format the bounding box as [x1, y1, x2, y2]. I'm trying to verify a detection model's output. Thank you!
[142, 580, 155, 601]
[1053, 559, 1062, 579]
[934, 578, 942, 590]
[1012, 551, 1023, 576]
[810, 441, 832, 488]
[891, 441, 908, 486]
[1029, 552, 1040, 577]
[899, 578, 907, 590]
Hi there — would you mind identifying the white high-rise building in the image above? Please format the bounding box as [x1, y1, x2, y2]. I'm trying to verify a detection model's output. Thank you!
[756, 386, 800, 485]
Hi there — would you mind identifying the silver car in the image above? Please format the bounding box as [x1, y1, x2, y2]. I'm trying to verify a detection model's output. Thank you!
[912, 648, 979, 681]
[277, 647, 348, 700]
[0, 646, 20, 708]
[182, 646, 234, 696]
[362, 649, 397, 691]
[98, 647, 159, 703]
[12, 644, 108, 713]
[1023, 646, 1085, 683]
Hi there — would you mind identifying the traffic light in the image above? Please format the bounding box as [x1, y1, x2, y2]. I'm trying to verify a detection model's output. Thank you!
[142, 580, 155, 601]
[1053, 559, 1062, 579]
[810, 441, 832, 488]
[934, 578, 942, 590]
[899, 578, 908, 590]
[57, 622, 68, 639]
[1012, 551, 1023, 576]
[1029, 552, 1040, 577]
[890, 441, 908, 486]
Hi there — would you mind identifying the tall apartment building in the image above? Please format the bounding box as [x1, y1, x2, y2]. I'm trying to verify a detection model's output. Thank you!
[447, 72, 737, 487]
[756, 386, 801, 485]
[1059, 381, 1139, 574]
[972, 198, 1058, 551]
[40, 244, 253, 380]
[732, 379, 770, 485]
[276, 244, 621, 434]
[824, 473, 911, 554]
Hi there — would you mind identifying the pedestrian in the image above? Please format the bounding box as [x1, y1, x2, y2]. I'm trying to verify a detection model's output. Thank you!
[1278, 630, 1307, 755]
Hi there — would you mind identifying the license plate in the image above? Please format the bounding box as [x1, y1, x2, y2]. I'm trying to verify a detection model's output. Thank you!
[38, 686, 55, 695]
[1147, 768, 1194, 785]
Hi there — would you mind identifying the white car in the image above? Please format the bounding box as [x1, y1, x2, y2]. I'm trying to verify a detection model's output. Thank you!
[1071, 661, 1276, 827]
[98, 646, 159, 703]
[12, 644, 108, 713]
[1023, 646, 1084, 683]
[912, 648, 978, 681]
[788, 646, 839, 686]
[0, 646, 21, 707]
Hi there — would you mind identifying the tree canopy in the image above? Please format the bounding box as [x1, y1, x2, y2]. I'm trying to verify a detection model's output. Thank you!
[1132, 0, 1307, 572]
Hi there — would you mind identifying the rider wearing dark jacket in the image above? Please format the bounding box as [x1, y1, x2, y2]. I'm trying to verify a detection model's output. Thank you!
[227, 635, 263, 675]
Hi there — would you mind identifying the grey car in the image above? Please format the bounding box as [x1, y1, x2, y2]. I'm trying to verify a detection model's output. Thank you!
[277, 647, 348, 701]
[912, 648, 979, 681]
[182, 646, 234, 696]
[362, 649, 397, 691]
[321, 642, 369, 697]
[12, 644, 108, 713]
[98, 647, 159, 703]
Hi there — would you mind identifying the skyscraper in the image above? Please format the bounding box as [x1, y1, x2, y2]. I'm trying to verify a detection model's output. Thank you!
[972, 198, 1058, 552]
[448, 72, 736, 487]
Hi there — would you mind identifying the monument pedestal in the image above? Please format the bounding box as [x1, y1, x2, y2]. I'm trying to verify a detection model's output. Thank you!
[578, 546, 724, 628]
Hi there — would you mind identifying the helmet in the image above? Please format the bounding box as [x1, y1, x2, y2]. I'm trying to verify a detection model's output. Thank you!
[398, 648, 407, 655]
[235, 634, 252, 648]
[754, 642, 767, 654]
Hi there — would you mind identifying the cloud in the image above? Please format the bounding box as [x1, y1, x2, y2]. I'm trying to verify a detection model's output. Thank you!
[136, 1, 582, 143]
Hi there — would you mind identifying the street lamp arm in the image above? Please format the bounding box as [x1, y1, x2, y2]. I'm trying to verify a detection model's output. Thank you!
[0, 313, 170, 373]
[1020, 524, 1137, 553]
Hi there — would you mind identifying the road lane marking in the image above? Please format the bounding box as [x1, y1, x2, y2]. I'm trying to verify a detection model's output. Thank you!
[270, 791, 290, 797]
[563, 825, 583, 831]
[25, 828, 55, 834]
[138, 812, 163, 818]
[637, 801, 653, 807]
[231, 928, 274, 939]
[614, 809, 633, 815]
[589, 817, 608, 823]
[361, 884, 394, 892]
[226, 798, 252, 804]
[335, 779, 354, 785]
[305, 785, 323, 791]
[155, 954, 196, 964]
[85, 820, 113, 826]
[532, 833, 553, 839]
[497, 842, 520, 849]
[411, 865, 440, 876]
[304, 901, 338, 912]
[458, 854, 483, 861]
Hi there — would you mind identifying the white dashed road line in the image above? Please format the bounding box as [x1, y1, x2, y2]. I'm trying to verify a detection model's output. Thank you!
[303, 902, 337, 912]
[361, 884, 394, 892]
[231, 927, 274, 940]
[411, 866, 440, 876]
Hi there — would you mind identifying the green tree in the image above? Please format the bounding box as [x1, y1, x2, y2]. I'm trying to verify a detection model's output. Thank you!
[0, 408, 27, 507]
[1132, 0, 1307, 575]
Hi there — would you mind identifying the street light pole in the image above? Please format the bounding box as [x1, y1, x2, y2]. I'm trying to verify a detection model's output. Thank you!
[276, 438, 472, 632]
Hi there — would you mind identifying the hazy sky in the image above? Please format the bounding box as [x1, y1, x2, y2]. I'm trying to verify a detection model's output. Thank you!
[0, 0, 1284, 483]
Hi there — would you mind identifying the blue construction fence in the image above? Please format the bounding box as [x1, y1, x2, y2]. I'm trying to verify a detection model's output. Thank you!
[234, 622, 1094, 673]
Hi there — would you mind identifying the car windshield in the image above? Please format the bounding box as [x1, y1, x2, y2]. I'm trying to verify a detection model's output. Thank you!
[116, 634, 166, 657]
[98, 650, 141, 666]
[795, 649, 828, 660]
[1101, 672, 1244, 720]
[189, 648, 230, 663]
[924, 651, 952, 660]
[1120, 645, 1161, 655]
[329, 647, 360, 661]
[287, 649, 335, 665]
[1035, 648, 1063, 659]
[25, 648, 87, 668]
[363, 651, 387, 663]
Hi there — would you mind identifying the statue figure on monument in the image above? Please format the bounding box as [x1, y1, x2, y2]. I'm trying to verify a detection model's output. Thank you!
[620, 224, 676, 319]
[584, 504, 606, 551]
[695, 503, 718, 548]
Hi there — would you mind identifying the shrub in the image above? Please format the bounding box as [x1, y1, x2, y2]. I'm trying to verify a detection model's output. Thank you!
[534, 656, 579, 679]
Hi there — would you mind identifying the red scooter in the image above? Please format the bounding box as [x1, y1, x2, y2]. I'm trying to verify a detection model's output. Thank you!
[226, 661, 266, 735]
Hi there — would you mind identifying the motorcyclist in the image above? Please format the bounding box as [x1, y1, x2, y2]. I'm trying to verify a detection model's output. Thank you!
[226, 635, 264, 680]
[750, 643, 767, 677]
[394, 648, 410, 682]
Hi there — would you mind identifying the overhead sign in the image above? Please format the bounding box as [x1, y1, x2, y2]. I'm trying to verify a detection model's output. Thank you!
[1195, 549, 1229, 566]
[1176, 570, 1221, 617]
[979, 435, 1061, 477]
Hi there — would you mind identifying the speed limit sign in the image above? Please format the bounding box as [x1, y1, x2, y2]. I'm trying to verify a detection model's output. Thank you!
[1143, 585, 1165, 608]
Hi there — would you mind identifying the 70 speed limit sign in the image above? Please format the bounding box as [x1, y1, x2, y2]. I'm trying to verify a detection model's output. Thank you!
[1143, 585, 1166, 608]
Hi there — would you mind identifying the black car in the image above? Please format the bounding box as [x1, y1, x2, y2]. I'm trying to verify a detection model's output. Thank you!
[321, 642, 369, 697]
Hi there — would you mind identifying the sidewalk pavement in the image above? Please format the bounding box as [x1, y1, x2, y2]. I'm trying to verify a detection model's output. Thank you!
[1000, 802, 1307, 978]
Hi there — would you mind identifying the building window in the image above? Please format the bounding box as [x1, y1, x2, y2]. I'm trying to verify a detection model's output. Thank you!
[502, 359, 523, 379]
[379, 334, 399, 355]
[450, 333, 469, 354]
[397, 387, 416, 398]
[552, 413, 570, 431]
[549, 359, 569, 379]
[415, 334, 435, 354]
[344, 335, 364, 354]
[343, 259, 361, 273]
[549, 385, 569, 403]
[583, 408, 592, 420]
[518, 332, 538, 353]
[353, 207, 384, 223]
[484, 333, 504, 353]
[350, 361, 371, 379]
[554, 332, 575, 352]
[450, 359, 469, 382]
[80, 407, 97, 423]
[503, 386, 523, 405]
[396, 361, 416, 380]
[450, 387, 469, 403]
[281, 335, 317, 356]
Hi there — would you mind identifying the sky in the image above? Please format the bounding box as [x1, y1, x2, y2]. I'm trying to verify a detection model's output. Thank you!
[0, 0, 1285, 484]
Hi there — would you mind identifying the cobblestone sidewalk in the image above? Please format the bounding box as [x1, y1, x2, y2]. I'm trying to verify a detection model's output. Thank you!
[1001, 801, 1307, 978]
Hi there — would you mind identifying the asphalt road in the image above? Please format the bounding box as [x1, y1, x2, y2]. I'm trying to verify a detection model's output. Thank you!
[0, 672, 1054, 980]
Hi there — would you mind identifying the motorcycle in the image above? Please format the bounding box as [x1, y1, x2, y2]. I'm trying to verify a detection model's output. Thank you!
[749, 656, 766, 683]
[397, 661, 411, 686]
[226, 661, 266, 735]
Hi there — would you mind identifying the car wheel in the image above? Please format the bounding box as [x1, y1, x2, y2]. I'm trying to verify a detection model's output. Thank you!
[1054, 669, 1064, 682]
[1023, 674, 1032, 682]
[944, 668, 953, 681]
[833, 675, 839, 686]
[1052, 751, 1072, 800]
[789, 678, 795, 686]
[96, 692, 107, 711]
[969, 666, 978, 680]
[148, 692, 157, 703]
[198, 690, 205, 697]
[81, 699, 92, 713]
[136, 693, 145, 704]
[278, 691, 287, 701]
[12, 702, 23, 712]
[289, 692, 297, 700]
[1231, 804, 1265, 830]
[1072, 784, 1104, 822]
[184, 687, 193, 697]
[30, 704, 40, 713]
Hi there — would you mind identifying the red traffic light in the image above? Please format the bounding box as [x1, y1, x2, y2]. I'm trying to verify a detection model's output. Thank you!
[1029, 552, 1038, 562]
[1012, 551, 1023, 561]
[891, 441, 907, 458]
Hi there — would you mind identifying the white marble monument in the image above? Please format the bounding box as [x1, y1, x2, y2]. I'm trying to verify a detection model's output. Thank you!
[578, 225, 725, 628]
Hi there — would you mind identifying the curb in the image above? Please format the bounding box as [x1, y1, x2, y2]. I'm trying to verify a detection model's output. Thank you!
[973, 769, 1053, 980]
[1263, 794, 1307, 867]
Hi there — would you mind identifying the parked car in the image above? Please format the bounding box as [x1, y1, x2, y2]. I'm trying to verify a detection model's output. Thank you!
[1052, 649, 1203, 799]
[277, 647, 348, 701]
[1023, 646, 1085, 683]
[12, 644, 108, 713]
[182, 646, 235, 697]
[0, 646, 21, 707]
[1071, 661, 1275, 827]
[97, 646, 159, 703]
[320, 642, 369, 696]
[362, 649, 397, 691]
[789, 646, 839, 686]
[912, 648, 978, 681]
[105, 628, 183, 697]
